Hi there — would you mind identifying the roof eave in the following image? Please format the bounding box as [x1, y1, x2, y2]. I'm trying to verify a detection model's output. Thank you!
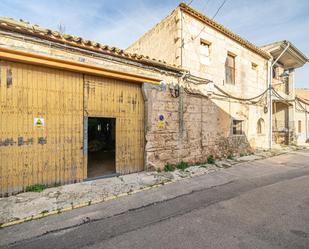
[178, 3, 271, 60]
[262, 40, 308, 69]
[0, 17, 183, 74]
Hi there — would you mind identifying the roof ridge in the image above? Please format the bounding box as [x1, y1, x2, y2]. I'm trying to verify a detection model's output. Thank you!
[0, 16, 182, 71]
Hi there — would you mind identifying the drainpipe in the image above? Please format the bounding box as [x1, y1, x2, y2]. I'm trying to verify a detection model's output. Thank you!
[268, 60, 273, 149]
[305, 105, 308, 143]
[180, 10, 184, 68]
[268, 42, 290, 149]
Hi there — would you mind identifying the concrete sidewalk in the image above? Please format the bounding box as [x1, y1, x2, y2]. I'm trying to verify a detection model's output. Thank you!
[0, 149, 309, 248]
[0, 146, 302, 227]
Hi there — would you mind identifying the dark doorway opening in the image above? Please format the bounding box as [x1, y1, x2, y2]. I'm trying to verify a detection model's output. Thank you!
[87, 117, 116, 178]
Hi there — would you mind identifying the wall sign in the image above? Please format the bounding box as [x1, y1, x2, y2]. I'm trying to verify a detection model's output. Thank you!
[34, 118, 45, 129]
[157, 114, 165, 129]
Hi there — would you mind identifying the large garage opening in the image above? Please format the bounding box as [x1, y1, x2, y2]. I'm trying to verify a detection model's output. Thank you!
[87, 117, 116, 178]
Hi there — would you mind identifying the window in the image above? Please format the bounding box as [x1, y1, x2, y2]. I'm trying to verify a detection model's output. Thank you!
[233, 120, 243, 135]
[298, 120, 302, 133]
[272, 66, 280, 79]
[257, 118, 265, 134]
[272, 66, 277, 79]
[252, 62, 258, 84]
[200, 40, 210, 65]
[251, 62, 258, 70]
[225, 53, 236, 84]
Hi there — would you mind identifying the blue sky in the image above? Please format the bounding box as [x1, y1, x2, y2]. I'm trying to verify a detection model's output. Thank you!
[0, 0, 308, 87]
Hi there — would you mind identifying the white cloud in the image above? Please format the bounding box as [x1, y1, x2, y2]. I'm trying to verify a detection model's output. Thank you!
[0, 0, 307, 87]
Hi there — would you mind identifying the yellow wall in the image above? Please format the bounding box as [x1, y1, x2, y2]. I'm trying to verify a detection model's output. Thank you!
[0, 60, 146, 196]
[0, 60, 84, 195]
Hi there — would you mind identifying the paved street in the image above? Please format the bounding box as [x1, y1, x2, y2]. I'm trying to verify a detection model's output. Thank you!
[1, 149, 309, 249]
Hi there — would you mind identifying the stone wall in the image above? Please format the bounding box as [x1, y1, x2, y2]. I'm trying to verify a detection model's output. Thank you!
[127, 9, 180, 67]
[295, 88, 309, 144]
[181, 11, 269, 94]
[127, 7, 271, 151]
[295, 110, 308, 144]
[143, 83, 252, 169]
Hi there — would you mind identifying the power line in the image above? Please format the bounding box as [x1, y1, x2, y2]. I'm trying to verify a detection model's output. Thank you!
[183, 0, 228, 44]
[187, 0, 195, 5]
[212, 0, 228, 20]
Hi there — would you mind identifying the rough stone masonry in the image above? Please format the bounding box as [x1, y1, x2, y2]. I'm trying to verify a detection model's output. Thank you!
[143, 83, 252, 170]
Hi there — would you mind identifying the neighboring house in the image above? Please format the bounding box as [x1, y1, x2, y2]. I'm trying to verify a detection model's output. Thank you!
[261, 41, 308, 145]
[295, 88, 309, 144]
[127, 3, 308, 148]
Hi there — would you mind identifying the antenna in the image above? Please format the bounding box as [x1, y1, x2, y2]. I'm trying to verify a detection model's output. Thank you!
[57, 23, 66, 34]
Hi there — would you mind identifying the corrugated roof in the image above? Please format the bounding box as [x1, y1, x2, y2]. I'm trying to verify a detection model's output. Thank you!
[0, 16, 182, 72]
[179, 3, 271, 60]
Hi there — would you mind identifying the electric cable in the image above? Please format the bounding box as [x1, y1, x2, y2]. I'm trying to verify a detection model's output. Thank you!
[183, 0, 228, 45]
[184, 79, 268, 105]
[296, 96, 309, 105]
[212, 0, 228, 20]
[214, 84, 268, 101]
[187, 0, 195, 5]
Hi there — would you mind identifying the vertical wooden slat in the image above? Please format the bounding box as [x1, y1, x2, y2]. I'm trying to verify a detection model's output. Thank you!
[0, 60, 3, 196]
[0, 60, 144, 196]
[0, 61, 84, 196]
[85, 75, 144, 175]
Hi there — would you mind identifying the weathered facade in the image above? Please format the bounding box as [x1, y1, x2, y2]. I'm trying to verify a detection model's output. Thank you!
[295, 88, 309, 144]
[0, 17, 183, 196]
[0, 4, 308, 196]
[128, 3, 308, 154]
[128, 3, 272, 159]
[143, 82, 252, 170]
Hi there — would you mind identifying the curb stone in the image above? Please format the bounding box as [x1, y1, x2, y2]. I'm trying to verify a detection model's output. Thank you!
[0, 180, 174, 229]
[0, 148, 298, 229]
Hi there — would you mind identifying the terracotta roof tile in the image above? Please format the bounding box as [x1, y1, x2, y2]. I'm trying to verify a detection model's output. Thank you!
[0, 16, 182, 71]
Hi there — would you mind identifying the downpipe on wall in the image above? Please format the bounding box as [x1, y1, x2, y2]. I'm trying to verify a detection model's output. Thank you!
[268, 42, 290, 149]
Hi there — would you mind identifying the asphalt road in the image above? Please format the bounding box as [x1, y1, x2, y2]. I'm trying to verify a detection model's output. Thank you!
[1, 150, 309, 249]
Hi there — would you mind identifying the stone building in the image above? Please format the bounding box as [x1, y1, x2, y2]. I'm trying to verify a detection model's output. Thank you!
[295, 88, 309, 145]
[128, 3, 271, 162]
[128, 3, 308, 154]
